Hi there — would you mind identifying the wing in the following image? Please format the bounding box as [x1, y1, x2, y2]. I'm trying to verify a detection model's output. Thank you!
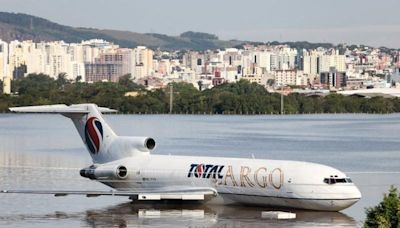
[0, 187, 218, 201]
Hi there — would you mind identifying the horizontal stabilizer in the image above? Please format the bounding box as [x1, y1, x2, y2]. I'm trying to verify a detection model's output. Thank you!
[9, 104, 117, 114]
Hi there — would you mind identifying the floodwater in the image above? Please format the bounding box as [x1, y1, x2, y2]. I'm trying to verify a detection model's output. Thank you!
[0, 113, 399, 227]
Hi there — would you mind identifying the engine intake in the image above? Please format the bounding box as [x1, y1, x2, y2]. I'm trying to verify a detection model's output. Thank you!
[117, 165, 128, 179]
[145, 138, 156, 150]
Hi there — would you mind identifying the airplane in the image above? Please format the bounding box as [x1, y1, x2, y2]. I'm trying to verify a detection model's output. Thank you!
[1, 103, 361, 211]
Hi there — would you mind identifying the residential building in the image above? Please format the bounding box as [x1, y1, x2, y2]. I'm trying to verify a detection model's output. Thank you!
[0, 40, 8, 81]
[320, 67, 347, 89]
[274, 70, 305, 86]
[134, 46, 154, 79]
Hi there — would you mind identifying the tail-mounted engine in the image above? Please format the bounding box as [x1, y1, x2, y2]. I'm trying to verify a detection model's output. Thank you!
[107, 137, 156, 158]
[132, 137, 156, 152]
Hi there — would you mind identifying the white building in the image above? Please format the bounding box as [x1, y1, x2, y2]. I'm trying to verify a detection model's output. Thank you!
[303, 49, 346, 77]
[0, 40, 8, 81]
[274, 70, 306, 86]
[134, 46, 154, 79]
[303, 50, 320, 77]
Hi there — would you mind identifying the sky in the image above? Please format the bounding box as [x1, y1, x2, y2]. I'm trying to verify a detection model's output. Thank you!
[1, 0, 400, 48]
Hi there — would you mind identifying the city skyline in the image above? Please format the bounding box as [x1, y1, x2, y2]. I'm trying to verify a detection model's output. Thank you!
[0, 0, 399, 48]
[1, 38, 399, 95]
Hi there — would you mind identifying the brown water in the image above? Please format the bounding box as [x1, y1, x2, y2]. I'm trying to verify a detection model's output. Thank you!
[1, 114, 400, 227]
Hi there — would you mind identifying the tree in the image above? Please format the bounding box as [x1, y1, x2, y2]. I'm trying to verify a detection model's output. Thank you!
[75, 75, 82, 83]
[169, 82, 201, 113]
[56, 73, 71, 91]
[56, 73, 68, 84]
[197, 80, 203, 91]
[180, 31, 219, 40]
[14, 73, 57, 98]
[364, 186, 400, 228]
[322, 94, 346, 113]
[267, 79, 275, 87]
[118, 74, 144, 91]
[4, 72, 400, 114]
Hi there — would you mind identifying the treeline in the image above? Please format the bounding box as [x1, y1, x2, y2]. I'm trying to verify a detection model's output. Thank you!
[1, 73, 400, 114]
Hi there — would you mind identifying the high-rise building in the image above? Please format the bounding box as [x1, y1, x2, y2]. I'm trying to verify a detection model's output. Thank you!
[3, 76, 11, 94]
[319, 50, 346, 73]
[70, 62, 85, 82]
[302, 50, 320, 77]
[85, 63, 121, 82]
[274, 70, 304, 86]
[25, 43, 47, 76]
[8, 41, 26, 79]
[0, 40, 8, 82]
[85, 48, 134, 82]
[320, 67, 347, 89]
[303, 49, 346, 78]
[273, 47, 298, 70]
[134, 46, 154, 79]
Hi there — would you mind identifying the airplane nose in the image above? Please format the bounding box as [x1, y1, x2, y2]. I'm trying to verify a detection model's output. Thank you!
[333, 185, 362, 211]
[353, 185, 362, 199]
[339, 185, 362, 210]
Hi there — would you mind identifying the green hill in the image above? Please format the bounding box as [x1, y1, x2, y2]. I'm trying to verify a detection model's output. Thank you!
[0, 12, 244, 50]
[0, 12, 339, 51]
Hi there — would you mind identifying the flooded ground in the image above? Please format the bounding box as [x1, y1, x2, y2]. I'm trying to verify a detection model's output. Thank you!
[0, 114, 399, 227]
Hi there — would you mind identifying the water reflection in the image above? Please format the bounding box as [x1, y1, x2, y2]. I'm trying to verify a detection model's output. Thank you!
[83, 203, 358, 228]
[0, 202, 358, 228]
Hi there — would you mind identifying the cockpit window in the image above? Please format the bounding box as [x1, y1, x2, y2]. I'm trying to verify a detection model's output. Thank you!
[345, 178, 352, 183]
[323, 177, 352, 184]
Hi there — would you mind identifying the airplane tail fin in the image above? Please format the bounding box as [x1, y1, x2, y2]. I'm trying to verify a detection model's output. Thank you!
[9, 104, 118, 163]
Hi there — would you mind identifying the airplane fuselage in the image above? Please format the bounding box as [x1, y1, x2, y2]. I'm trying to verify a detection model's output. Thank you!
[96, 154, 361, 211]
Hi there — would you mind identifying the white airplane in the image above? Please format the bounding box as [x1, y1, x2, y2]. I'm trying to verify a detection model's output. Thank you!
[2, 104, 361, 211]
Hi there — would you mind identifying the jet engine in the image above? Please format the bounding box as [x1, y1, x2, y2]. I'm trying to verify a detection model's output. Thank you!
[107, 136, 156, 156]
[80, 165, 128, 180]
[129, 137, 156, 152]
